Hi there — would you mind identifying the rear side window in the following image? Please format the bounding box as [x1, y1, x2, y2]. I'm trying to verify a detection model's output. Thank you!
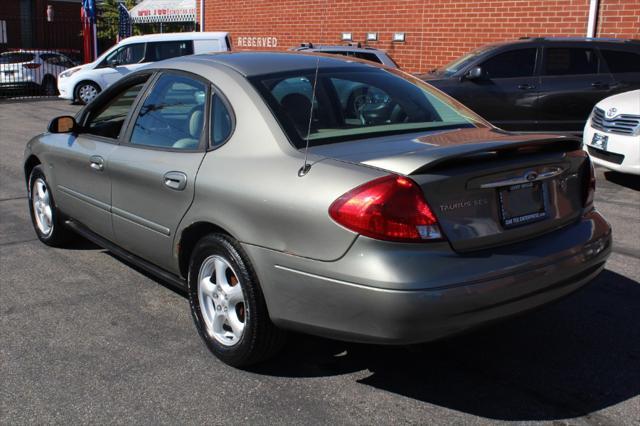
[354, 52, 383, 64]
[0, 52, 34, 63]
[130, 74, 207, 150]
[544, 48, 599, 75]
[601, 49, 640, 73]
[146, 41, 193, 62]
[210, 94, 233, 147]
[481, 49, 537, 78]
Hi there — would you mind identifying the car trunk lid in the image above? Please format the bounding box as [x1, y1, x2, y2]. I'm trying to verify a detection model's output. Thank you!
[309, 127, 590, 252]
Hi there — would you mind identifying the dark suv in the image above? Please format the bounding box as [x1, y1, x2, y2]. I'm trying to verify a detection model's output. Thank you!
[420, 37, 640, 132]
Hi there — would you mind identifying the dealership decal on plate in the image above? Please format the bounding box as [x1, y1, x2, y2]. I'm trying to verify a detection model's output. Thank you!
[591, 133, 608, 151]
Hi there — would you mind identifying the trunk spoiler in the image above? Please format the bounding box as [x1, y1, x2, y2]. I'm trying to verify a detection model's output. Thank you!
[365, 137, 583, 176]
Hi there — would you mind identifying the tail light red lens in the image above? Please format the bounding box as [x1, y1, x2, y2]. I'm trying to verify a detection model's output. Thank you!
[23, 63, 41, 69]
[583, 158, 596, 207]
[329, 175, 443, 242]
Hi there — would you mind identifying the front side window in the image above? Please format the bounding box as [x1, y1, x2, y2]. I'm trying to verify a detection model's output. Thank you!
[130, 74, 207, 150]
[439, 45, 496, 77]
[105, 43, 145, 66]
[544, 48, 599, 76]
[601, 49, 640, 73]
[250, 68, 483, 148]
[146, 41, 194, 62]
[481, 49, 537, 78]
[84, 81, 147, 139]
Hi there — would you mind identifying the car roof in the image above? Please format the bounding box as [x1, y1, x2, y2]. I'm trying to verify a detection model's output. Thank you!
[181, 51, 383, 77]
[485, 37, 639, 48]
[119, 32, 229, 44]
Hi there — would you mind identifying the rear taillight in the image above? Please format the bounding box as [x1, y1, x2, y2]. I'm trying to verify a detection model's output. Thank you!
[329, 175, 443, 242]
[583, 158, 596, 207]
[23, 63, 41, 69]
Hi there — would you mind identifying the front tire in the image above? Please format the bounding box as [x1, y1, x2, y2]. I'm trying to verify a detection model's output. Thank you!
[187, 234, 285, 367]
[74, 81, 100, 105]
[28, 165, 72, 246]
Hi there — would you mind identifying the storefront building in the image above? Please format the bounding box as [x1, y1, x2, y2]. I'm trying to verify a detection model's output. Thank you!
[200, 0, 639, 73]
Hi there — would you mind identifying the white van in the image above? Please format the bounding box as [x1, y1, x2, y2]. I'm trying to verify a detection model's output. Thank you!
[57, 32, 231, 104]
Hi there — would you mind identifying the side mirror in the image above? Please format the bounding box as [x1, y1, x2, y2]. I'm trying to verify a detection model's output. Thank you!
[464, 66, 484, 81]
[48, 115, 78, 134]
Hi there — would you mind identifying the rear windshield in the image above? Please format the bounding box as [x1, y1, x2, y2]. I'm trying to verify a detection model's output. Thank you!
[250, 67, 484, 148]
[0, 52, 35, 64]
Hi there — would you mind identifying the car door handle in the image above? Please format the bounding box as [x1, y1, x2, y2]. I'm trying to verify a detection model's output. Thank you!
[591, 81, 609, 88]
[89, 155, 104, 172]
[517, 84, 536, 90]
[163, 171, 187, 191]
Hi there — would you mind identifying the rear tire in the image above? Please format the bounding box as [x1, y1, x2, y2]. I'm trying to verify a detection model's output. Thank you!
[187, 233, 285, 367]
[74, 81, 100, 105]
[28, 165, 73, 247]
[41, 75, 57, 96]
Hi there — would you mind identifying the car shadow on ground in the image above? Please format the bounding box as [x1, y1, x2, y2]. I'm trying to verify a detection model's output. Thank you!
[249, 269, 640, 421]
[94, 244, 640, 421]
[604, 171, 640, 191]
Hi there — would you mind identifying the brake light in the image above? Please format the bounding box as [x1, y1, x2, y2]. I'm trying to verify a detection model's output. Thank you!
[329, 175, 443, 242]
[23, 63, 41, 69]
[583, 158, 596, 207]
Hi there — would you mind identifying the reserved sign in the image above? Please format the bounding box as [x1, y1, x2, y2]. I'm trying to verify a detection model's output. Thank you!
[236, 36, 278, 48]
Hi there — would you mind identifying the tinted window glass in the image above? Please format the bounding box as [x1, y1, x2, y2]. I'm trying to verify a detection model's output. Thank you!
[105, 43, 145, 66]
[544, 48, 599, 75]
[0, 52, 35, 63]
[130, 74, 206, 149]
[60, 55, 76, 68]
[250, 68, 481, 148]
[146, 40, 193, 61]
[211, 94, 232, 146]
[481, 49, 537, 78]
[601, 49, 640, 73]
[440, 45, 496, 77]
[354, 52, 382, 63]
[85, 82, 146, 139]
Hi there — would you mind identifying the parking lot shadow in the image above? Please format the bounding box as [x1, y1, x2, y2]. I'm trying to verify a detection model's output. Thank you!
[251, 269, 640, 421]
[604, 171, 640, 191]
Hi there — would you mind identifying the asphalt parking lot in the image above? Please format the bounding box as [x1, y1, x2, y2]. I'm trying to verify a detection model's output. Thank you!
[1, 99, 639, 425]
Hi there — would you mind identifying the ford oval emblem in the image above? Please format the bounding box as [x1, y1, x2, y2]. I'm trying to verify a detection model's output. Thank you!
[525, 171, 538, 182]
[606, 107, 617, 118]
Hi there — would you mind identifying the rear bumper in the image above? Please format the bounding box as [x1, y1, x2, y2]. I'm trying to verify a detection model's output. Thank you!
[243, 210, 611, 344]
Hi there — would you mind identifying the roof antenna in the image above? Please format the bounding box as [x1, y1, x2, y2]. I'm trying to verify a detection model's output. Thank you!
[298, 56, 321, 177]
[298, 0, 328, 178]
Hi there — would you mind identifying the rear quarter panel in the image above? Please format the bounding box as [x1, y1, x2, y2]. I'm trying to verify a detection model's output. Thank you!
[172, 61, 385, 267]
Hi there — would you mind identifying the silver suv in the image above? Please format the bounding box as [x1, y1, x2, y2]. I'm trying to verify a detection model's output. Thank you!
[291, 43, 398, 68]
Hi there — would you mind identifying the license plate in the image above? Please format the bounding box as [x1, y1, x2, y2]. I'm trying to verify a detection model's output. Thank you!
[498, 182, 548, 228]
[591, 133, 608, 151]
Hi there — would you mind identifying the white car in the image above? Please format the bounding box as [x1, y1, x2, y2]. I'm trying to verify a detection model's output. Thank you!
[583, 89, 640, 175]
[58, 32, 231, 104]
[0, 50, 77, 96]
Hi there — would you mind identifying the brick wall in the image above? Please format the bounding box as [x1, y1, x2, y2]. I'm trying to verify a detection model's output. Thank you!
[201, 0, 639, 73]
[597, 0, 640, 38]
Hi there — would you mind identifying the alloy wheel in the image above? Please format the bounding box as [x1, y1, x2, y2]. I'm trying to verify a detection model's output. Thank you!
[197, 255, 247, 346]
[32, 178, 53, 236]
